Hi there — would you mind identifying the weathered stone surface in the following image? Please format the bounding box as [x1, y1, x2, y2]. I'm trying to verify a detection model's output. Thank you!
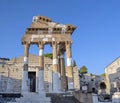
[105, 57, 120, 94]
[0, 55, 53, 93]
[46, 93, 80, 103]
[0, 54, 80, 93]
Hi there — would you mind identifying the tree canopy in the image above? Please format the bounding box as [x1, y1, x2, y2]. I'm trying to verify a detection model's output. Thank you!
[44, 53, 53, 59]
[79, 66, 88, 74]
[101, 73, 106, 77]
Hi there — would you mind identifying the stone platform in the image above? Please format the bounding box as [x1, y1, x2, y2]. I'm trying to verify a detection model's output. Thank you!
[7, 93, 51, 103]
[46, 92, 80, 103]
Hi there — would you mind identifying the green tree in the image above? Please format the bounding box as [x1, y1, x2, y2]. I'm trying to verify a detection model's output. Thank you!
[44, 53, 53, 59]
[79, 66, 88, 74]
[101, 73, 106, 77]
[73, 60, 77, 67]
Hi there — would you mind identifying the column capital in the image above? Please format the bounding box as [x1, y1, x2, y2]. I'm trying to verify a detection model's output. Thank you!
[23, 43, 30, 48]
[66, 41, 72, 44]
[38, 42, 44, 49]
[22, 41, 30, 46]
[52, 42, 57, 50]
[52, 41, 57, 46]
[65, 41, 72, 48]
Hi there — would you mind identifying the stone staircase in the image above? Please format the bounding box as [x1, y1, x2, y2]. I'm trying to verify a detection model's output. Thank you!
[46, 93, 80, 103]
[7, 93, 51, 103]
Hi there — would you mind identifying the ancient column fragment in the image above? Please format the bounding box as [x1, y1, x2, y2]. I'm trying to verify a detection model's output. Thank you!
[60, 52, 67, 91]
[38, 43, 45, 93]
[66, 41, 74, 89]
[22, 43, 29, 94]
[52, 42, 60, 92]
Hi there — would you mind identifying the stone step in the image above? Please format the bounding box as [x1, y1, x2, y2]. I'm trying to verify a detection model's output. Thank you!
[22, 92, 46, 96]
[7, 101, 50, 103]
[7, 93, 51, 103]
[17, 96, 50, 100]
[46, 93, 80, 103]
[16, 98, 51, 101]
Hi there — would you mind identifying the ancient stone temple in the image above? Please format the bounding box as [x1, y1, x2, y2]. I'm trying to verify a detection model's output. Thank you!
[0, 16, 80, 94]
[21, 15, 77, 94]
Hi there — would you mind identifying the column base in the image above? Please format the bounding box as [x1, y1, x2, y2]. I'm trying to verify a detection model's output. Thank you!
[53, 72, 60, 93]
[61, 76, 67, 91]
[38, 70, 45, 93]
[21, 71, 29, 95]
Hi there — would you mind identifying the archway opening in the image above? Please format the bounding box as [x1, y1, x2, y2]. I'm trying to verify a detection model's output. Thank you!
[100, 82, 106, 89]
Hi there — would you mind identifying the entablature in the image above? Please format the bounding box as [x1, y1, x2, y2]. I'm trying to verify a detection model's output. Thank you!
[22, 15, 75, 47]
[25, 26, 76, 34]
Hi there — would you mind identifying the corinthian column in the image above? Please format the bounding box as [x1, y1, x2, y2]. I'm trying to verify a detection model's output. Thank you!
[60, 52, 67, 91]
[66, 41, 74, 89]
[22, 43, 29, 94]
[52, 42, 60, 92]
[37, 42, 44, 93]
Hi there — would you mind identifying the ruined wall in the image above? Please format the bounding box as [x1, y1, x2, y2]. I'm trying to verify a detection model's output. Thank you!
[0, 55, 52, 93]
[73, 66, 80, 90]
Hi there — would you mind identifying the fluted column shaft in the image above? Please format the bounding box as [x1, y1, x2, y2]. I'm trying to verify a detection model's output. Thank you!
[52, 42, 60, 92]
[66, 42, 74, 89]
[22, 44, 29, 94]
[37, 43, 44, 93]
[60, 52, 67, 91]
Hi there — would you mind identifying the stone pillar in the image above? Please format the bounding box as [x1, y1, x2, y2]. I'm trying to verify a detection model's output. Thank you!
[22, 44, 29, 94]
[38, 43, 44, 93]
[66, 41, 74, 89]
[60, 52, 67, 91]
[48, 69, 52, 93]
[52, 42, 60, 92]
[36, 67, 39, 92]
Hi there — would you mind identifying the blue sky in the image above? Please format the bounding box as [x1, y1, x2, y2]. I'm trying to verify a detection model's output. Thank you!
[0, 0, 120, 75]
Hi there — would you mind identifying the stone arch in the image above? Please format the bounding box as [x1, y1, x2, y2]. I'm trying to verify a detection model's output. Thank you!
[100, 82, 106, 89]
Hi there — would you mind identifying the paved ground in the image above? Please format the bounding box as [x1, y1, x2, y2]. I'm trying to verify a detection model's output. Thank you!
[0, 98, 16, 103]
